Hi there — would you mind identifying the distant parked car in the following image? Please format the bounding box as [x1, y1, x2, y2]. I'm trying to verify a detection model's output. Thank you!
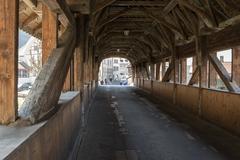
[18, 82, 32, 92]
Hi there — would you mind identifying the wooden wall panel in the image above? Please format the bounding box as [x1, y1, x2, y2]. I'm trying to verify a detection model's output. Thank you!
[202, 89, 240, 136]
[176, 85, 199, 114]
[143, 80, 151, 92]
[152, 81, 160, 96]
[158, 82, 174, 102]
[5, 94, 81, 160]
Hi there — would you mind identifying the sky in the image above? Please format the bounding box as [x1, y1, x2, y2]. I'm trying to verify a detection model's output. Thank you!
[217, 49, 232, 62]
[19, 30, 30, 48]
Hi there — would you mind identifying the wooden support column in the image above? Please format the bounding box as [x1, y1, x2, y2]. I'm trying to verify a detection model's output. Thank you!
[201, 46, 208, 88]
[63, 68, 71, 91]
[175, 59, 180, 83]
[171, 40, 177, 104]
[76, 14, 86, 91]
[84, 18, 90, 84]
[161, 60, 166, 80]
[144, 63, 150, 80]
[150, 63, 155, 80]
[181, 59, 187, 84]
[196, 35, 207, 116]
[232, 47, 240, 86]
[74, 48, 81, 90]
[70, 59, 74, 90]
[0, 0, 18, 124]
[42, 4, 58, 64]
[192, 56, 197, 71]
[156, 63, 160, 81]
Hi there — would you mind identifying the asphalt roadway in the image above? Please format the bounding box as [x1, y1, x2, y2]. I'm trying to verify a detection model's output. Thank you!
[76, 85, 228, 160]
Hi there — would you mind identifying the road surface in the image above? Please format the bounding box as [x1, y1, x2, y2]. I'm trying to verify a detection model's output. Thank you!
[76, 86, 227, 160]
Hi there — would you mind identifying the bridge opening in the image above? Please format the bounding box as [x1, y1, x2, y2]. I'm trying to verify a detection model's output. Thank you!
[98, 57, 132, 86]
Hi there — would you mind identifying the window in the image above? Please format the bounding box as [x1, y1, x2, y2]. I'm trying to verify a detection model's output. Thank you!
[113, 66, 119, 71]
[209, 49, 232, 90]
[186, 57, 193, 83]
[114, 59, 118, 63]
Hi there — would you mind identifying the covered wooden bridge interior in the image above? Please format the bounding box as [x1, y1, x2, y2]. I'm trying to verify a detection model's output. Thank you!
[1, 0, 240, 159]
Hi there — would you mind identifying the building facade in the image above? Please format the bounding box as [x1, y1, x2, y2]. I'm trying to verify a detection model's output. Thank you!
[99, 58, 131, 81]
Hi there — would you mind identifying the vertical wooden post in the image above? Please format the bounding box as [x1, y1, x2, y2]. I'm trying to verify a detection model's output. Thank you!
[161, 60, 166, 80]
[76, 14, 86, 91]
[209, 59, 217, 88]
[181, 59, 187, 84]
[150, 63, 155, 80]
[42, 4, 58, 64]
[171, 41, 177, 104]
[196, 35, 207, 116]
[63, 69, 71, 91]
[84, 17, 89, 84]
[74, 47, 81, 90]
[232, 47, 240, 86]
[0, 0, 18, 124]
[175, 59, 180, 83]
[70, 59, 74, 90]
[156, 63, 160, 81]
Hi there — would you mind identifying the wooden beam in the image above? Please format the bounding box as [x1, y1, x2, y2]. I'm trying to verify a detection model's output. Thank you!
[19, 26, 76, 123]
[156, 63, 160, 80]
[42, 4, 58, 64]
[141, 7, 184, 38]
[179, 0, 217, 28]
[22, 0, 42, 16]
[188, 66, 199, 85]
[209, 54, 239, 92]
[163, 0, 178, 15]
[22, 0, 37, 9]
[21, 12, 38, 27]
[42, 0, 75, 26]
[0, 0, 18, 124]
[95, 7, 132, 35]
[112, 1, 167, 7]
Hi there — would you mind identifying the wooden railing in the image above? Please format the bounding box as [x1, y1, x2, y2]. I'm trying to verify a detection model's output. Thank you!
[136, 79, 240, 136]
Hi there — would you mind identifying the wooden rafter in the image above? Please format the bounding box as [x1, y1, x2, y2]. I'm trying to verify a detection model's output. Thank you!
[112, 1, 167, 7]
[179, 0, 217, 28]
[95, 7, 132, 35]
[163, 0, 178, 15]
[140, 7, 184, 38]
[93, 0, 117, 15]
